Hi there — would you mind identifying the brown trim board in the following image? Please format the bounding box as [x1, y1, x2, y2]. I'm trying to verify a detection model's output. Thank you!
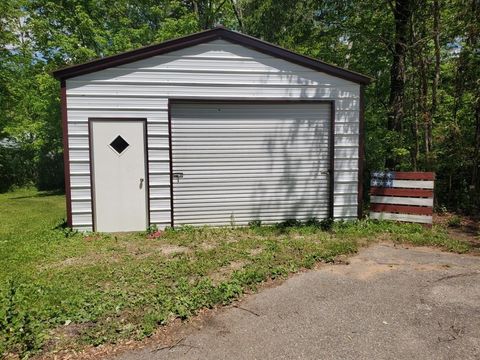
[87, 118, 150, 232]
[370, 188, 433, 198]
[60, 80, 73, 227]
[329, 101, 335, 219]
[168, 99, 336, 226]
[53, 27, 371, 85]
[358, 85, 365, 218]
[394, 172, 435, 180]
[370, 204, 433, 216]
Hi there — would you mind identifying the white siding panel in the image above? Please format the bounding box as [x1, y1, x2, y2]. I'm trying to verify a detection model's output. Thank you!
[335, 135, 359, 147]
[149, 174, 170, 186]
[335, 99, 359, 111]
[70, 161, 90, 175]
[334, 147, 358, 158]
[150, 199, 171, 211]
[150, 186, 171, 199]
[71, 213, 93, 228]
[148, 149, 170, 162]
[67, 110, 168, 122]
[71, 200, 92, 213]
[335, 111, 360, 123]
[69, 148, 90, 160]
[334, 206, 358, 218]
[334, 171, 358, 183]
[70, 174, 91, 187]
[149, 210, 171, 224]
[334, 194, 358, 206]
[333, 182, 358, 194]
[147, 123, 168, 135]
[68, 96, 169, 109]
[149, 161, 170, 173]
[68, 123, 89, 136]
[73, 67, 360, 89]
[74, 225, 93, 232]
[68, 83, 354, 99]
[335, 122, 359, 134]
[71, 187, 91, 200]
[68, 136, 89, 149]
[148, 136, 169, 148]
[65, 39, 361, 230]
[335, 159, 359, 170]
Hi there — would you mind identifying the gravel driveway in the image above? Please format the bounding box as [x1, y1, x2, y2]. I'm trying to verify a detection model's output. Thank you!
[114, 243, 480, 360]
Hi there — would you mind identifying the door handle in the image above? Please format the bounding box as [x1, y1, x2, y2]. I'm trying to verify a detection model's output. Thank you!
[173, 172, 184, 183]
[139, 178, 144, 188]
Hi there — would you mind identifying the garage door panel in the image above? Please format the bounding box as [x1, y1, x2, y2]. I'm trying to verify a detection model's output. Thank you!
[174, 188, 327, 201]
[171, 102, 331, 226]
[175, 211, 331, 227]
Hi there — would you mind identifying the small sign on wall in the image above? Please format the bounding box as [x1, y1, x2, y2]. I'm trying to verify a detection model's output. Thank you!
[369, 171, 435, 225]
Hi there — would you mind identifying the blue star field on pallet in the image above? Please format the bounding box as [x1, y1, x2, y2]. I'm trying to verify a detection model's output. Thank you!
[370, 171, 396, 188]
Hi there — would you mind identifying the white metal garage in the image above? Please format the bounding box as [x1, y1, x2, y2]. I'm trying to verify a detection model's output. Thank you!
[54, 27, 370, 232]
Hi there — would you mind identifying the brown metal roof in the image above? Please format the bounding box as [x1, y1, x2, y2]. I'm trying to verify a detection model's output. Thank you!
[53, 27, 372, 84]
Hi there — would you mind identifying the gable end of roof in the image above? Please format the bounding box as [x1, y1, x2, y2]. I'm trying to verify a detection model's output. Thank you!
[53, 27, 372, 85]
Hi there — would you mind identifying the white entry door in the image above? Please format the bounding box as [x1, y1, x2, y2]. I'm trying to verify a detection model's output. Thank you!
[90, 120, 148, 232]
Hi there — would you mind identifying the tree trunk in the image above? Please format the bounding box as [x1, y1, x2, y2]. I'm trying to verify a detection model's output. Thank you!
[387, 0, 412, 168]
[429, 0, 441, 167]
[419, 53, 431, 167]
[431, 0, 440, 121]
[469, 0, 480, 194]
[229, 0, 244, 32]
[472, 94, 480, 194]
[411, 118, 419, 170]
[409, 21, 419, 171]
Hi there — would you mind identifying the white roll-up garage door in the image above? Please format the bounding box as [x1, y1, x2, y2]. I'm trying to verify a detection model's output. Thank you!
[170, 102, 332, 226]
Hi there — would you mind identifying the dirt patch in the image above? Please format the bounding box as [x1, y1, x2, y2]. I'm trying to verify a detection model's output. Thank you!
[210, 261, 246, 285]
[434, 213, 480, 248]
[328, 258, 400, 280]
[249, 248, 263, 256]
[42, 255, 120, 270]
[327, 244, 460, 280]
[41, 243, 190, 271]
[199, 242, 216, 251]
[42, 322, 95, 355]
[159, 244, 189, 256]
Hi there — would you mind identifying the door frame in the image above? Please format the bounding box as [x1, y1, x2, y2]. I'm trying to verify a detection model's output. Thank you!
[167, 99, 335, 228]
[88, 117, 150, 232]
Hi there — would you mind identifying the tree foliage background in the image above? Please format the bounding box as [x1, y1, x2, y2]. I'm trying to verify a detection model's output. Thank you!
[0, 0, 478, 213]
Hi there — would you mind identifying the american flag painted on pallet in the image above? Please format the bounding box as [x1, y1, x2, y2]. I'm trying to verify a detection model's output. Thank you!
[369, 171, 435, 225]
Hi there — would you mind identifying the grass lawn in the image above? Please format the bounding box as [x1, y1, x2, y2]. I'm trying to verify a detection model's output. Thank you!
[0, 188, 474, 358]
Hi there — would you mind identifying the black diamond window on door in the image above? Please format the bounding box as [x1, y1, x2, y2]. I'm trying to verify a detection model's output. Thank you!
[110, 135, 129, 154]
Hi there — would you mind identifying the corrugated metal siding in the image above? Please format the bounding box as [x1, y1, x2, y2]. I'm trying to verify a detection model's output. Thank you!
[171, 102, 331, 226]
[65, 39, 360, 231]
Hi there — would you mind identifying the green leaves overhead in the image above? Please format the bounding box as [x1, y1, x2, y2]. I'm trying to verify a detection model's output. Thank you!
[0, 0, 478, 211]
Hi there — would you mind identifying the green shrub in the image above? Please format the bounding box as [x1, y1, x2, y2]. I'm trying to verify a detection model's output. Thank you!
[248, 219, 262, 228]
[447, 215, 462, 228]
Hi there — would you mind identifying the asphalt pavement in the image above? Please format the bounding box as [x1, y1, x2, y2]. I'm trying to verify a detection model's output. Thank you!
[114, 243, 480, 360]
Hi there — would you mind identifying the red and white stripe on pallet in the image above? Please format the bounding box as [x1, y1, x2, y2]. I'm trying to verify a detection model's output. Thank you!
[369, 172, 435, 225]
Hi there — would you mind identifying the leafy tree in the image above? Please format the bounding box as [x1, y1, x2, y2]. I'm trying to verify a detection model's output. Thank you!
[0, 0, 478, 213]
